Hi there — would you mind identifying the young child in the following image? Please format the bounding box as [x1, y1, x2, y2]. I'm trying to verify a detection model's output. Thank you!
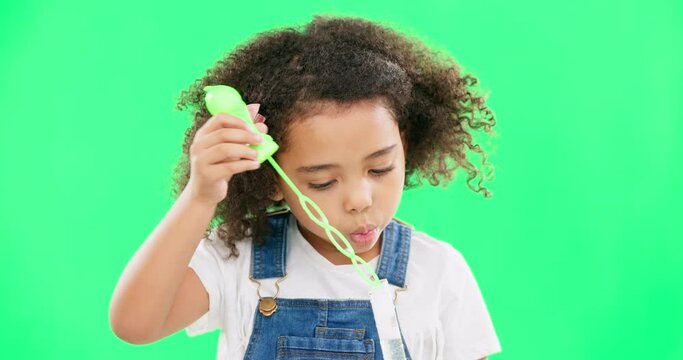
[110, 15, 501, 360]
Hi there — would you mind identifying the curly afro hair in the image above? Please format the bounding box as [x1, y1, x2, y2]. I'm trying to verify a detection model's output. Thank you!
[173, 15, 496, 258]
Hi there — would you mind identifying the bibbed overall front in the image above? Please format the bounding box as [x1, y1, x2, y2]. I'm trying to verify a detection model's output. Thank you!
[243, 212, 413, 359]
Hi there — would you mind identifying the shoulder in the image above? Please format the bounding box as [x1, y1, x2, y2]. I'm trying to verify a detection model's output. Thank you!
[194, 228, 253, 265]
[408, 229, 467, 270]
[407, 229, 475, 293]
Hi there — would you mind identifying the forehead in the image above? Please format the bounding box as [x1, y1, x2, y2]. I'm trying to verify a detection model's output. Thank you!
[281, 99, 399, 162]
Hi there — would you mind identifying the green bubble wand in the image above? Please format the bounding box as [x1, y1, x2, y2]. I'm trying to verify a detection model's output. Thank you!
[204, 85, 382, 289]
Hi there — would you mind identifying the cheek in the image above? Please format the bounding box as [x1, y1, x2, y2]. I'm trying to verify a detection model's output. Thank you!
[386, 164, 405, 190]
[377, 166, 405, 207]
[279, 182, 335, 225]
[385, 173, 405, 202]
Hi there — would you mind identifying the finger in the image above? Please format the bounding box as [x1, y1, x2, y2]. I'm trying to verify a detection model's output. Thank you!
[254, 123, 268, 134]
[197, 128, 263, 151]
[195, 113, 253, 139]
[202, 143, 259, 165]
[220, 160, 261, 178]
[203, 160, 261, 182]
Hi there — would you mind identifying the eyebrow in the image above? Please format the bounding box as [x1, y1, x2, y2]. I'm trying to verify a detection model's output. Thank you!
[296, 144, 397, 174]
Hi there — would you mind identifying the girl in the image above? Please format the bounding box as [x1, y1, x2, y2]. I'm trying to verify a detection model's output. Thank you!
[110, 15, 501, 360]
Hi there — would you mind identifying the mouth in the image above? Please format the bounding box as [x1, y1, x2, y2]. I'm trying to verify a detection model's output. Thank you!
[352, 224, 376, 234]
[349, 225, 378, 245]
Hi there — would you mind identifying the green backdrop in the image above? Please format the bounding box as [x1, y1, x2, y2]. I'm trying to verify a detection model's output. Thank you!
[1, 0, 681, 358]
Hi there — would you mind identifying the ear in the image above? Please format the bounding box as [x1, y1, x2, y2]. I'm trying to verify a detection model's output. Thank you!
[270, 184, 284, 202]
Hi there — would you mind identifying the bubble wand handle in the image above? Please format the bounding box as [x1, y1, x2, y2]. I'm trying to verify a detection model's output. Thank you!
[204, 85, 381, 289]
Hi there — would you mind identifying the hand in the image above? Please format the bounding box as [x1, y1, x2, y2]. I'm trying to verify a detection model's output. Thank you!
[184, 104, 269, 206]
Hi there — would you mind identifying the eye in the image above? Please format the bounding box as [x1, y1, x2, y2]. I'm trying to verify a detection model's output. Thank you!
[370, 165, 395, 176]
[308, 180, 336, 190]
[307, 165, 395, 191]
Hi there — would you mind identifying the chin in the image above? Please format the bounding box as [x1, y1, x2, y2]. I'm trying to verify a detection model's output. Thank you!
[352, 236, 381, 253]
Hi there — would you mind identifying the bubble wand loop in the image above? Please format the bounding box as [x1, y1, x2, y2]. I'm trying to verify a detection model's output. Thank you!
[204, 85, 381, 289]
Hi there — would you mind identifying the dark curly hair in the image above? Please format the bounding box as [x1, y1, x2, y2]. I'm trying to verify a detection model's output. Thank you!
[172, 15, 496, 258]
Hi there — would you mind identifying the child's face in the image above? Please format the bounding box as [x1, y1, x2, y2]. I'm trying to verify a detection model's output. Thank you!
[274, 99, 406, 265]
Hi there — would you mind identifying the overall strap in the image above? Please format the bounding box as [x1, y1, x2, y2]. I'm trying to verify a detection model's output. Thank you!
[250, 212, 414, 287]
[250, 212, 289, 279]
[376, 219, 413, 288]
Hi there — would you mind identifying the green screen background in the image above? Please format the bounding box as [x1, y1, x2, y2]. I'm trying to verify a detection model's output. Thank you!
[1, 0, 681, 358]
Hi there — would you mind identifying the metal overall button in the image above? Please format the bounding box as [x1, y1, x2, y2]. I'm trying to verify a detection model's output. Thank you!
[259, 297, 277, 316]
[250, 273, 287, 317]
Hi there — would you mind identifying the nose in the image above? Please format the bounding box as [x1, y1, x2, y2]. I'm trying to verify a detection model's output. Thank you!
[343, 180, 373, 214]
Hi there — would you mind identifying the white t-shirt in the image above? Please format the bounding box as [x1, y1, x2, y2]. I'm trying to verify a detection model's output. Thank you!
[185, 213, 501, 359]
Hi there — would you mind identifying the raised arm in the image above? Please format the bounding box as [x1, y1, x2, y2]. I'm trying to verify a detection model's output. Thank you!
[109, 112, 267, 344]
[109, 190, 217, 344]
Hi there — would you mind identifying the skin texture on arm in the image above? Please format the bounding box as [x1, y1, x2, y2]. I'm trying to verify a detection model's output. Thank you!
[109, 115, 269, 344]
[109, 189, 216, 344]
[155, 267, 210, 339]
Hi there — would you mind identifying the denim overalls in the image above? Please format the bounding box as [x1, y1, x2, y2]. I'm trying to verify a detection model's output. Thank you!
[242, 211, 413, 359]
